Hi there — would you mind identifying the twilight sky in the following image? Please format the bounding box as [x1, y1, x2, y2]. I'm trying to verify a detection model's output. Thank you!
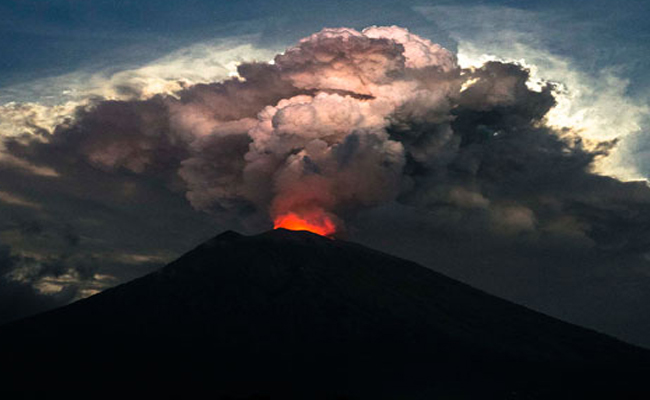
[1, 0, 650, 347]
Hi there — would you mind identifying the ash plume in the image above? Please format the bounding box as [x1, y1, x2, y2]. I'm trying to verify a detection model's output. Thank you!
[2, 26, 628, 237]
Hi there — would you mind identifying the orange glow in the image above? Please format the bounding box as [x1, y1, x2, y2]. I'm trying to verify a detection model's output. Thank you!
[273, 211, 337, 237]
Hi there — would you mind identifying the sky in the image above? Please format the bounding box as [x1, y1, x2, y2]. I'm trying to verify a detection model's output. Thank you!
[1, 0, 650, 347]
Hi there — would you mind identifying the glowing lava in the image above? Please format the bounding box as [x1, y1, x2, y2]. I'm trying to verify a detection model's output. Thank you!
[273, 211, 337, 237]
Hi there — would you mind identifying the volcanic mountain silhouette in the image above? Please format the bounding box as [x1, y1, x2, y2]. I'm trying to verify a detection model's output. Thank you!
[1, 229, 649, 399]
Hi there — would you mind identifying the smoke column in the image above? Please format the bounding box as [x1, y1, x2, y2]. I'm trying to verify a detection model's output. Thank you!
[11, 26, 603, 238]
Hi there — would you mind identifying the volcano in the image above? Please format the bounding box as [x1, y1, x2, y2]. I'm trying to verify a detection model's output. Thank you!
[1, 229, 648, 399]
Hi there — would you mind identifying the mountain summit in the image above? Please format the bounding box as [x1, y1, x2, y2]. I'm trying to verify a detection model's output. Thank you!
[1, 229, 648, 398]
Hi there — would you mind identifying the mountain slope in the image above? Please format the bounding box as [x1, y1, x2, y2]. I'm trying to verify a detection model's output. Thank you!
[1, 229, 648, 399]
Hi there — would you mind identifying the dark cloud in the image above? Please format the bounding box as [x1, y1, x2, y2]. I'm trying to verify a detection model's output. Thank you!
[0, 242, 79, 324]
[17, 220, 44, 237]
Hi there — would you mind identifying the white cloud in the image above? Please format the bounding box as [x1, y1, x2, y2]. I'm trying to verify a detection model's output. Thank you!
[1, 34, 279, 106]
[0, 190, 42, 209]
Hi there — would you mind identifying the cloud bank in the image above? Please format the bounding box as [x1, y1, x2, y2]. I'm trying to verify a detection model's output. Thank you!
[2, 26, 581, 232]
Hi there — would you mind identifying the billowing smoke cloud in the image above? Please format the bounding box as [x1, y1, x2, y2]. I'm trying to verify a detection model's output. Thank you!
[0, 26, 640, 239]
